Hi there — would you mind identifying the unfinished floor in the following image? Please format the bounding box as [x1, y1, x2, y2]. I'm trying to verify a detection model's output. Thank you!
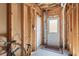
[31, 47, 69, 56]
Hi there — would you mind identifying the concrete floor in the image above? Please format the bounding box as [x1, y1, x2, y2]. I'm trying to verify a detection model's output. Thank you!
[31, 48, 69, 56]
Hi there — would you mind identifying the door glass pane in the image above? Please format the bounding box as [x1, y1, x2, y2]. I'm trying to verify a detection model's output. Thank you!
[49, 18, 58, 33]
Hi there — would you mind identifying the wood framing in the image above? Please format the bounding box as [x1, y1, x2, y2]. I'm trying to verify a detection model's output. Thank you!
[7, 3, 12, 56]
[21, 3, 24, 56]
[1, 3, 79, 56]
[65, 3, 79, 56]
[45, 6, 62, 49]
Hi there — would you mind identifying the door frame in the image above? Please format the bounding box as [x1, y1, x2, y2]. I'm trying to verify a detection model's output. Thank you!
[46, 15, 61, 48]
[35, 13, 42, 50]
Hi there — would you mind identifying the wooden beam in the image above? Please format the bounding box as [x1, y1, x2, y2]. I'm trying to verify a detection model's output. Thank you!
[21, 3, 24, 56]
[7, 3, 12, 56]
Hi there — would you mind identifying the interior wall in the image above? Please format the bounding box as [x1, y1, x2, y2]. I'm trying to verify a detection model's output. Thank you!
[72, 4, 77, 55]
[30, 8, 36, 51]
[23, 4, 36, 52]
[65, 4, 72, 55]
[26, 4, 43, 51]
[23, 4, 29, 51]
[22, 4, 43, 52]
[0, 4, 7, 35]
[0, 3, 7, 56]
[11, 4, 22, 56]
[65, 3, 79, 56]
[0, 3, 43, 56]
[77, 4, 79, 55]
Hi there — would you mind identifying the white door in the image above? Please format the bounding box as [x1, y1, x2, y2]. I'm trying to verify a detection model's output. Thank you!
[36, 15, 41, 49]
[47, 16, 60, 47]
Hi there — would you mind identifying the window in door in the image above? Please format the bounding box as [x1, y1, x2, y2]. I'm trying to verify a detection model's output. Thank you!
[48, 16, 58, 33]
